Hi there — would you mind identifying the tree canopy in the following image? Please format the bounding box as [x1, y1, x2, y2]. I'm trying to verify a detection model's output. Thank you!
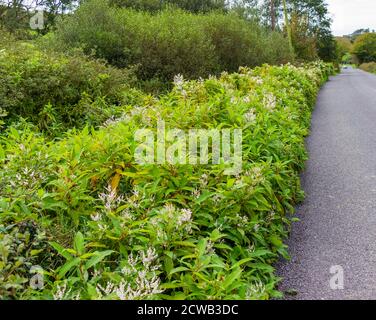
[352, 33, 376, 64]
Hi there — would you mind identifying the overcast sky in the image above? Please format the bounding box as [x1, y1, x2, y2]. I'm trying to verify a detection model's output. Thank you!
[326, 0, 376, 36]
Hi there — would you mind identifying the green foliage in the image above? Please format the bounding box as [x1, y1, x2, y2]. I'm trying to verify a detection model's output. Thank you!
[201, 12, 292, 70]
[352, 33, 376, 64]
[0, 0, 80, 36]
[110, 0, 227, 13]
[0, 39, 138, 135]
[335, 37, 355, 64]
[290, 13, 317, 61]
[359, 62, 376, 74]
[260, 0, 336, 62]
[52, 0, 292, 85]
[0, 61, 334, 300]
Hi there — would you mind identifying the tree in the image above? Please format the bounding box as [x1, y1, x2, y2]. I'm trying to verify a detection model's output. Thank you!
[270, 0, 275, 30]
[259, 0, 281, 30]
[288, 0, 335, 61]
[229, 0, 260, 21]
[0, 0, 79, 34]
[282, 0, 293, 56]
[290, 12, 315, 60]
[259, 0, 336, 62]
[352, 33, 376, 64]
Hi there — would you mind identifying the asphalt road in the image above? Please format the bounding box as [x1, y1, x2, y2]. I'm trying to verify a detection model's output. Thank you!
[276, 68, 376, 300]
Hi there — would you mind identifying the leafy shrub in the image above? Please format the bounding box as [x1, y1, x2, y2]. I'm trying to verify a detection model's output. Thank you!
[0, 61, 334, 300]
[200, 12, 292, 71]
[359, 62, 376, 74]
[352, 32, 376, 64]
[52, 0, 293, 85]
[110, 0, 227, 13]
[0, 38, 138, 134]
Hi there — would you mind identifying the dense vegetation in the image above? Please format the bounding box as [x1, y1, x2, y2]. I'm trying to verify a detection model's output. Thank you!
[0, 59, 334, 299]
[0, 0, 338, 300]
[49, 0, 293, 91]
[353, 33, 376, 65]
[359, 62, 376, 74]
[0, 32, 140, 135]
[336, 30, 376, 71]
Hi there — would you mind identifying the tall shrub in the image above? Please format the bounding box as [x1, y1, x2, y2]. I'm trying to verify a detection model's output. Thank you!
[53, 0, 293, 83]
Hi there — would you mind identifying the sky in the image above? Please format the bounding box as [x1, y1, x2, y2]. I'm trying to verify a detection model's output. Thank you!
[326, 0, 376, 36]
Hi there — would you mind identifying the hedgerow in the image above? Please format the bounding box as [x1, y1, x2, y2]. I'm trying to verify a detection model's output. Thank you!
[51, 0, 293, 87]
[359, 62, 376, 74]
[0, 62, 334, 300]
[0, 38, 139, 135]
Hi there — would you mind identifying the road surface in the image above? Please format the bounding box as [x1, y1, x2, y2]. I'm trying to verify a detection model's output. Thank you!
[276, 68, 376, 300]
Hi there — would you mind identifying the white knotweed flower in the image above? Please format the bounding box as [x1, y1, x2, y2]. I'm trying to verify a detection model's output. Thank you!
[99, 185, 124, 211]
[244, 108, 257, 124]
[96, 281, 115, 298]
[205, 240, 215, 254]
[115, 280, 130, 300]
[178, 209, 192, 226]
[263, 93, 277, 111]
[141, 247, 158, 266]
[243, 96, 251, 104]
[246, 280, 266, 299]
[121, 208, 133, 221]
[245, 166, 265, 185]
[236, 214, 249, 227]
[90, 212, 102, 222]
[53, 283, 70, 300]
[173, 74, 185, 90]
[252, 76, 264, 85]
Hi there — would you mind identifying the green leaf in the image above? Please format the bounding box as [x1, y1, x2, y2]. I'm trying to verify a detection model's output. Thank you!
[230, 258, 253, 269]
[57, 257, 81, 279]
[168, 266, 189, 276]
[74, 232, 85, 256]
[196, 191, 214, 204]
[197, 238, 207, 257]
[172, 241, 196, 248]
[50, 242, 73, 260]
[85, 250, 113, 270]
[0, 145, 4, 160]
[223, 267, 242, 289]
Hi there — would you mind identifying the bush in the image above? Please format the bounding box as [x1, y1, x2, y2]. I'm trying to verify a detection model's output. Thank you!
[201, 13, 292, 71]
[352, 33, 376, 64]
[0, 39, 138, 134]
[127, 9, 220, 81]
[53, 2, 219, 81]
[52, 0, 293, 85]
[0, 61, 334, 300]
[359, 62, 376, 74]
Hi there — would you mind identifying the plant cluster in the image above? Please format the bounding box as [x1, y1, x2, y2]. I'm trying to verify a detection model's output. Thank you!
[51, 0, 293, 88]
[0, 37, 140, 135]
[0, 61, 334, 300]
[359, 62, 376, 74]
